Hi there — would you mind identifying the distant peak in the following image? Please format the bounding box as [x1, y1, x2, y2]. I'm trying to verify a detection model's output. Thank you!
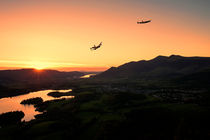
[152, 55, 184, 61]
[156, 55, 167, 58]
[169, 55, 183, 58]
[152, 55, 168, 61]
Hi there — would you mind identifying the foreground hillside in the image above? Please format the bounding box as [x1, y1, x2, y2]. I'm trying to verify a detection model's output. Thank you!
[0, 85, 210, 140]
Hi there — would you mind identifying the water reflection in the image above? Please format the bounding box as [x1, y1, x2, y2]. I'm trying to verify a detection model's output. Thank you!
[80, 74, 96, 78]
[0, 89, 73, 122]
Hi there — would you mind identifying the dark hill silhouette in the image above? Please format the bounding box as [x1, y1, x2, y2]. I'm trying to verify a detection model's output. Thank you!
[0, 69, 84, 83]
[96, 55, 210, 80]
[176, 68, 210, 88]
[0, 69, 84, 98]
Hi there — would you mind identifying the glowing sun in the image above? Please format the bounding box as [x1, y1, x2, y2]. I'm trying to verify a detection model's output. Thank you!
[29, 61, 50, 70]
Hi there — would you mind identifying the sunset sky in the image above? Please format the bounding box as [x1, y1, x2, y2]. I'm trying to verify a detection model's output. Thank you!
[0, 0, 209, 71]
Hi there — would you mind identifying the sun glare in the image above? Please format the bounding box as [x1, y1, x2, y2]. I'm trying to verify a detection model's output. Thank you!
[29, 61, 50, 70]
[34, 67, 44, 70]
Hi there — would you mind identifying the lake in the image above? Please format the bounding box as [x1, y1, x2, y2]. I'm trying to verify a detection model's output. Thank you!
[80, 74, 96, 78]
[0, 89, 73, 122]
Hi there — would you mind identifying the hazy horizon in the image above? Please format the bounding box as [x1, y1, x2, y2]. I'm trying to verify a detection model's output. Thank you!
[0, 66, 108, 72]
[1, 54, 209, 72]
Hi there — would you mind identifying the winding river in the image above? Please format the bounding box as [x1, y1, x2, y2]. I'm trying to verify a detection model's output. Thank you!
[0, 89, 73, 122]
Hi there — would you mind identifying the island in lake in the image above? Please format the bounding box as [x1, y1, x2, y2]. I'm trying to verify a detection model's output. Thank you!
[20, 97, 43, 105]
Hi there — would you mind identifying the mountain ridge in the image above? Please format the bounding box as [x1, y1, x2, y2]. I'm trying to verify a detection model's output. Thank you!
[96, 55, 210, 80]
[0, 68, 84, 82]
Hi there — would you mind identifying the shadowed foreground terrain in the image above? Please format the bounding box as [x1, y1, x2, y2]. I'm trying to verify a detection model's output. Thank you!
[0, 55, 210, 140]
[1, 89, 210, 140]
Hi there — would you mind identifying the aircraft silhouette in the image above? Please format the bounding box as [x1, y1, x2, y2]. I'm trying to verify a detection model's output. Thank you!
[137, 20, 151, 24]
[90, 42, 102, 51]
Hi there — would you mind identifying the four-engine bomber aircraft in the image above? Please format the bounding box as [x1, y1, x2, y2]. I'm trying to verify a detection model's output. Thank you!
[137, 19, 151, 24]
[90, 42, 102, 51]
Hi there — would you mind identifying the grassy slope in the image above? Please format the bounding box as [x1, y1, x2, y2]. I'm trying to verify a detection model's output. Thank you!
[1, 85, 210, 140]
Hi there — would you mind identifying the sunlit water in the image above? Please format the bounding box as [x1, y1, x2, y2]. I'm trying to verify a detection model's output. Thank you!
[80, 74, 96, 78]
[0, 89, 73, 122]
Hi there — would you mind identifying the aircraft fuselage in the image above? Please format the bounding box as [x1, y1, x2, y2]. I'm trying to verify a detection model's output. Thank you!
[137, 20, 151, 24]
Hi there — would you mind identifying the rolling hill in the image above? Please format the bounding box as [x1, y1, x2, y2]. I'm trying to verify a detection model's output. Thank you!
[0, 69, 84, 98]
[96, 55, 210, 80]
[0, 69, 84, 83]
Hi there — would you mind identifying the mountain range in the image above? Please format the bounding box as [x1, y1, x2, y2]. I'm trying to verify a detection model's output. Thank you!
[0, 69, 84, 98]
[96, 55, 210, 82]
[0, 69, 84, 83]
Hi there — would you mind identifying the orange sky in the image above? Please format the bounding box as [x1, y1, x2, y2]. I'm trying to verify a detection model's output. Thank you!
[0, 1, 209, 71]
